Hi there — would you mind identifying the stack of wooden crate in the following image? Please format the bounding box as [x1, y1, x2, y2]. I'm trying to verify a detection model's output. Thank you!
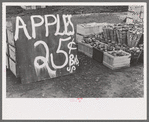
[76, 22, 133, 70]
[76, 22, 108, 58]
[6, 21, 18, 77]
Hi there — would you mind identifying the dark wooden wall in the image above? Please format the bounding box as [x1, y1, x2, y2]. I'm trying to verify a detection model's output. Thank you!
[7, 14, 78, 84]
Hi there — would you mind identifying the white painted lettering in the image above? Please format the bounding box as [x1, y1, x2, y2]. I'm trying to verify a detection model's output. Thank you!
[31, 15, 44, 39]
[34, 41, 56, 78]
[45, 14, 57, 37]
[67, 38, 77, 54]
[14, 16, 31, 41]
[67, 15, 75, 35]
[63, 15, 74, 36]
[50, 37, 71, 69]
[55, 15, 74, 36]
[67, 54, 79, 73]
[55, 14, 65, 36]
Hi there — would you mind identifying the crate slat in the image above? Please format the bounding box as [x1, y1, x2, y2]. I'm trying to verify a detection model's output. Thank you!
[6, 43, 8, 55]
[76, 34, 84, 43]
[78, 42, 93, 58]
[77, 23, 108, 36]
[7, 29, 15, 46]
[9, 45, 16, 61]
[103, 61, 130, 70]
[9, 58, 17, 76]
[6, 55, 9, 69]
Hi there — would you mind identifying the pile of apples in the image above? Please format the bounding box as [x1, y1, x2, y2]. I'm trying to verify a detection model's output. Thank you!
[108, 50, 129, 57]
[125, 44, 143, 57]
[80, 24, 143, 56]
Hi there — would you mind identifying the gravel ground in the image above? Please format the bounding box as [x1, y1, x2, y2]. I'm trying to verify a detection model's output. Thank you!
[6, 6, 144, 98]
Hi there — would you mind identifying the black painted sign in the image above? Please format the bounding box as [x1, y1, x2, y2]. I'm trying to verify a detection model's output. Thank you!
[8, 14, 79, 84]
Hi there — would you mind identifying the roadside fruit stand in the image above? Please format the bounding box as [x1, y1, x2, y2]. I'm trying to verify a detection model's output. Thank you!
[76, 21, 143, 70]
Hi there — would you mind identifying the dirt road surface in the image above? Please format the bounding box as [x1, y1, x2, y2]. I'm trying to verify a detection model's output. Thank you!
[6, 52, 144, 98]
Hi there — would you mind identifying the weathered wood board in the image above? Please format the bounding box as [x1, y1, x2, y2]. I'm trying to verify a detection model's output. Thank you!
[77, 22, 108, 36]
[9, 45, 16, 61]
[6, 43, 8, 55]
[76, 33, 84, 43]
[6, 21, 15, 46]
[6, 55, 9, 69]
[93, 47, 104, 63]
[78, 42, 93, 58]
[9, 58, 17, 76]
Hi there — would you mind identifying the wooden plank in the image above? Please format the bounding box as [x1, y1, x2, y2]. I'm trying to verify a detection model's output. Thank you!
[9, 58, 17, 76]
[86, 44, 93, 58]
[77, 22, 109, 36]
[6, 55, 9, 69]
[78, 42, 93, 58]
[9, 14, 78, 84]
[103, 61, 130, 70]
[6, 43, 8, 55]
[7, 29, 15, 46]
[103, 53, 114, 65]
[104, 50, 131, 59]
[6, 20, 13, 31]
[76, 33, 84, 43]
[93, 47, 104, 63]
[9, 44, 16, 61]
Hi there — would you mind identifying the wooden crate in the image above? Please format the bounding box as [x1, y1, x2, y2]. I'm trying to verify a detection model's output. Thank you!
[103, 50, 131, 70]
[76, 33, 84, 43]
[77, 23, 107, 36]
[9, 45, 16, 61]
[9, 58, 17, 76]
[93, 47, 104, 63]
[78, 42, 93, 58]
